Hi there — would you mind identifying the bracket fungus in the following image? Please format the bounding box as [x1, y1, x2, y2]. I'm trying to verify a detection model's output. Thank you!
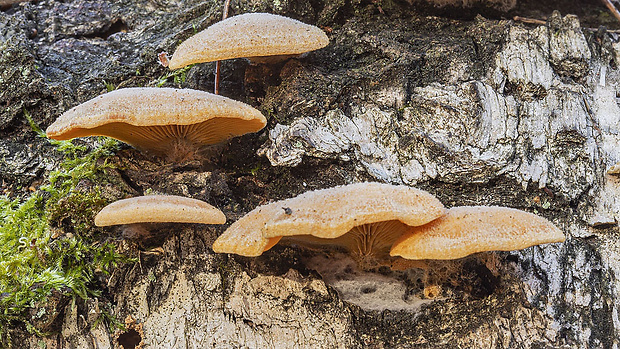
[390, 206, 566, 260]
[167, 13, 329, 70]
[213, 182, 445, 268]
[95, 195, 226, 242]
[46, 87, 266, 162]
[95, 195, 226, 226]
[211, 201, 285, 257]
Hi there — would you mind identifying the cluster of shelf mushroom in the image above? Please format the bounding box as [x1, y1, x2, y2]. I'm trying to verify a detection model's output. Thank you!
[212, 182, 565, 269]
[44, 12, 565, 272]
[90, 181, 564, 270]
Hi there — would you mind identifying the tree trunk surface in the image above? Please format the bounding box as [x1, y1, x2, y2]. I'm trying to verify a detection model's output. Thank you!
[1, 0, 620, 348]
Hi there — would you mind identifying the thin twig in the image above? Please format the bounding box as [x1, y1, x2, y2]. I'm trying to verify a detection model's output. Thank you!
[222, 0, 231, 18]
[602, 0, 620, 23]
[0, 0, 28, 6]
[586, 27, 620, 33]
[513, 14, 620, 34]
[513, 16, 547, 26]
[214, 0, 232, 95]
[214, 63, 222, 95]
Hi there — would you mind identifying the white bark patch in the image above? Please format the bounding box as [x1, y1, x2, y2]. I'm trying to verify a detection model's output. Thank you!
[258, 106, 403, 183]
[495, 26, 556, 91]
[305, 253, 433, 311]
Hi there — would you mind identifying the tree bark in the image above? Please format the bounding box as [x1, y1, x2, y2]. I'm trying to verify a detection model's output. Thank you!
[2, 0, 620, 348]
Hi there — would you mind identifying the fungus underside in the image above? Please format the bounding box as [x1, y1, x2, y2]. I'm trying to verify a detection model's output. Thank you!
[55, 118, 262, 148]
[285, 220, 409, 269]
[60, 119, 261, 161]
[0, 120, 132, 342]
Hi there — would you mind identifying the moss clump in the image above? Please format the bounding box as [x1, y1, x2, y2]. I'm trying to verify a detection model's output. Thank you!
[154, 64, 193, 87]
[0, 120, 132, 345]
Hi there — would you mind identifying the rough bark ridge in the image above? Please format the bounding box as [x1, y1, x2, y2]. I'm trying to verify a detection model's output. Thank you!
[1, 0, 619, 348]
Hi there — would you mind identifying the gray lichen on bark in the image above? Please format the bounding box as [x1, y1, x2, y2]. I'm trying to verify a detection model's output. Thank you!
[259, 13, 610, 205]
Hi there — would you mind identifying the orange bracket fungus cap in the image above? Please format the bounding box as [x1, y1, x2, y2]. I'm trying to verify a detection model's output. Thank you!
[212, 200, 286, 257]
[261, 183, 445, 240]
[262, 182, 445, 267]
[390, 206, 566, 260]
[168, 12, 329, 70]
[94, 195, 226, 226]
[46, 87, 266, 161]
[213, 182, 446, 265]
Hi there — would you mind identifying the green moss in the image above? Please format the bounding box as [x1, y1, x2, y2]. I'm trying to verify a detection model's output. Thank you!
[104, 81, 116, 92]
[0, 116, 133, 344]
[155, 64, 193, 87]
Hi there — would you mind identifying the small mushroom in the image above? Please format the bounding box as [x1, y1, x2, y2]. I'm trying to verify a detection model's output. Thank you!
[213, 182, 445, 268]
[95, 195, 226, 226]
[212, 202, 285, 257]
[168, 13, 329, 70]
[390, 206, 566, 260]
[46, 87, 266, 162]
[95, 195, 226, 243]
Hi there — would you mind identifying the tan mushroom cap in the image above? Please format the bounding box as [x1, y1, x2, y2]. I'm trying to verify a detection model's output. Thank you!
[212, 182, 445, 257]
[95, 195, 226, 226]
[390, 206, 566, 260]
[45, 87, 266, 157]
[262, 182, 445, 239]
[212, 201, 284, 257]
[168, 13, 329, 70]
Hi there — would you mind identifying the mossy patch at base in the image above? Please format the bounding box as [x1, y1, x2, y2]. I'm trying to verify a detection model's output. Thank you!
[0, 133, 133, 346]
